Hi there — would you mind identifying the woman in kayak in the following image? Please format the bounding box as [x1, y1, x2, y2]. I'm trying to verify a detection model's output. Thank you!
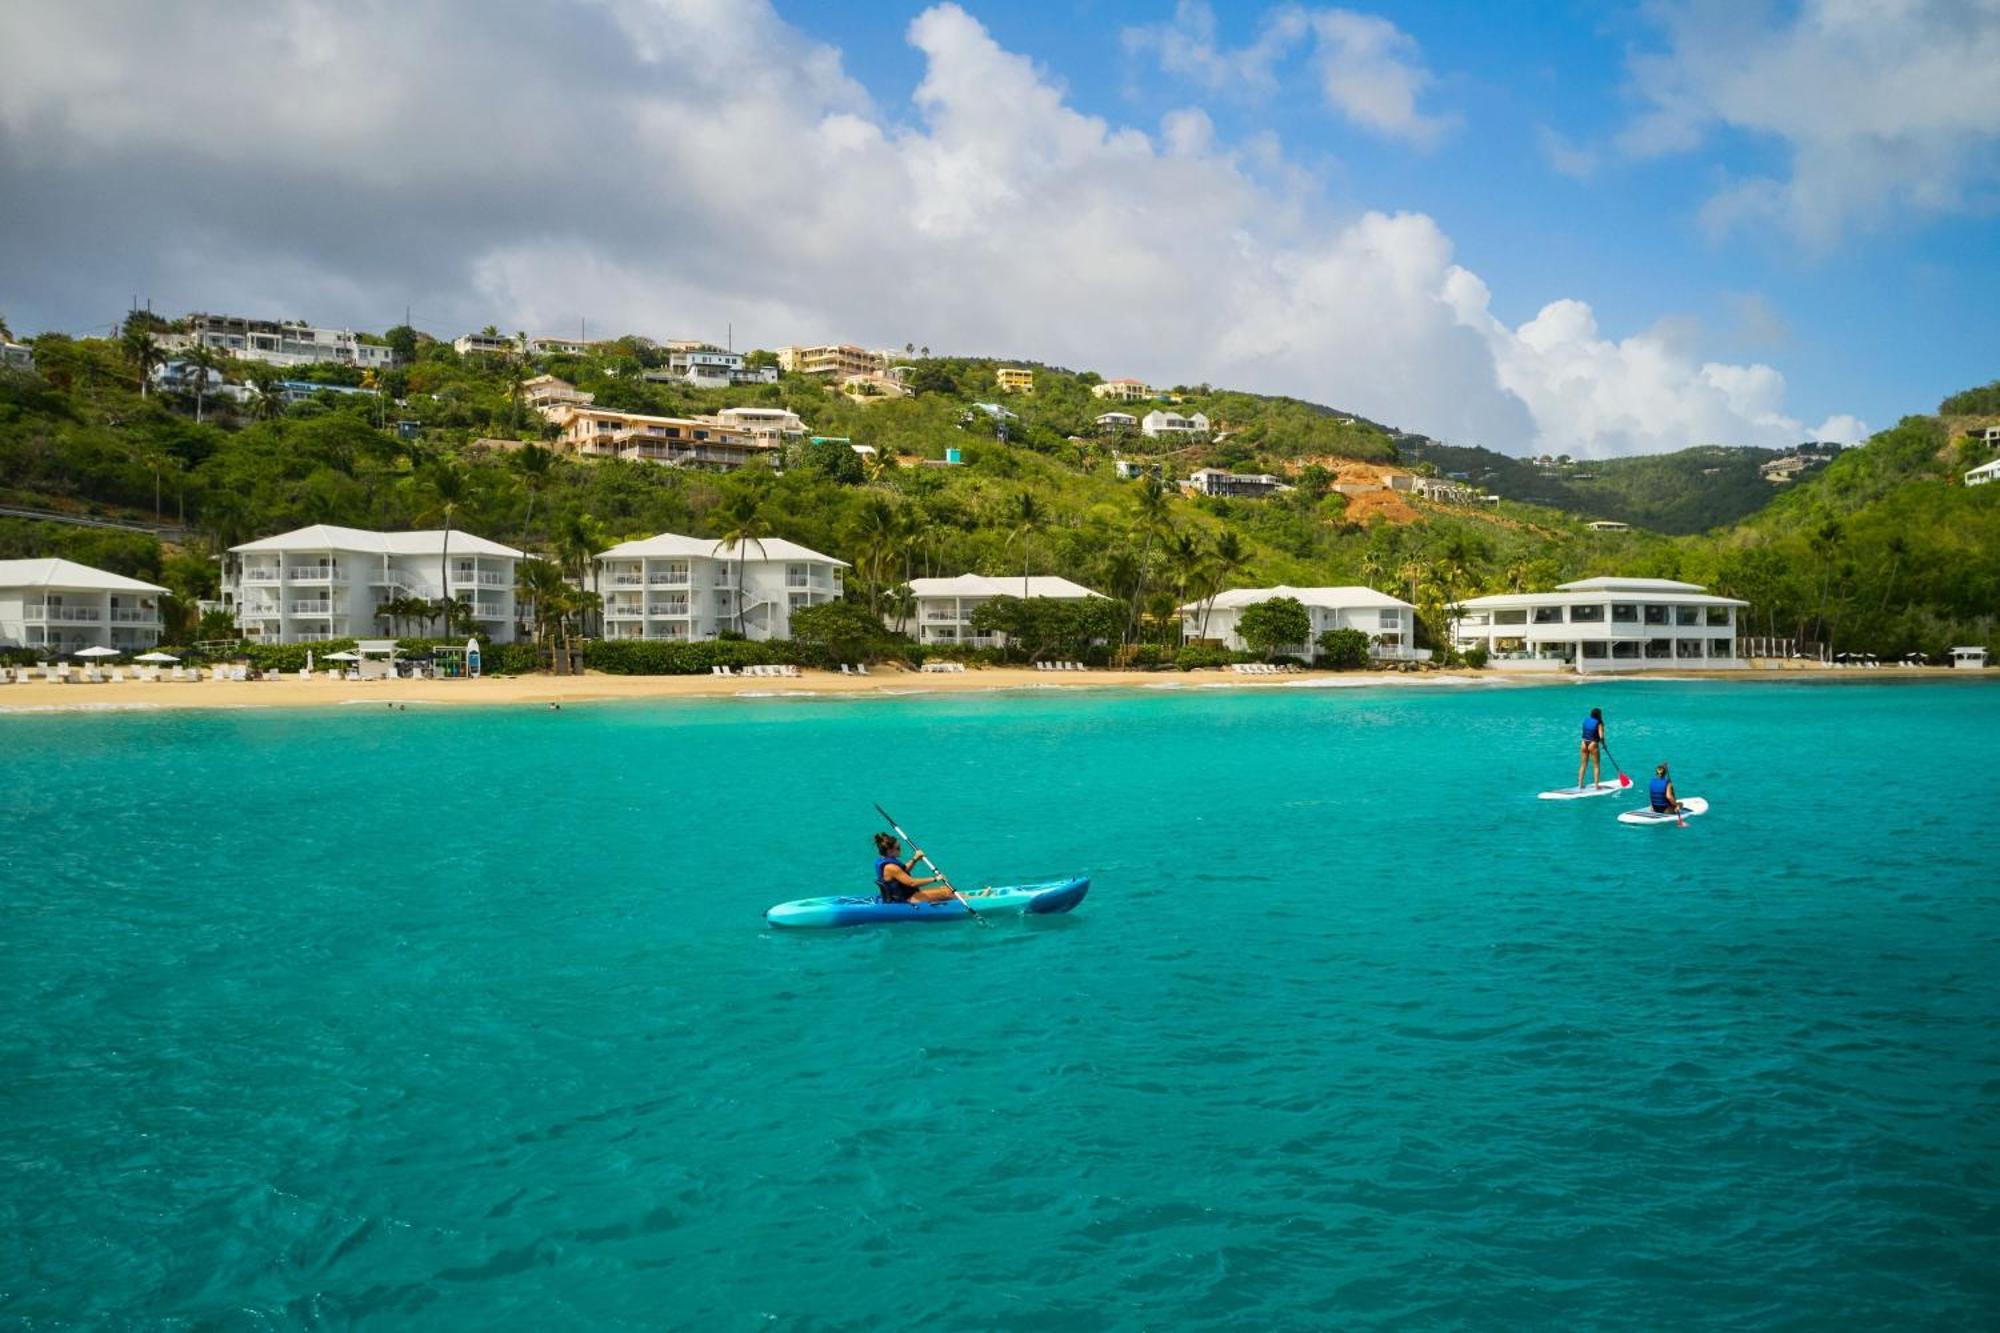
[1577, 708, 1607, 790]
[875, 832, 957, 904]
[1649, 763, 1683, 814]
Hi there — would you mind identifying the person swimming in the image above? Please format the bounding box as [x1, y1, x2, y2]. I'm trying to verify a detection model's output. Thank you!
[1577, 708, 1607, 790]
[874, 832, 957, 904]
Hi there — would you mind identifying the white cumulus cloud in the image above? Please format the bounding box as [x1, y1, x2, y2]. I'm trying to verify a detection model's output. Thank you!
[1620, 0, 2000, 249]
[0, 0, 1859, 456]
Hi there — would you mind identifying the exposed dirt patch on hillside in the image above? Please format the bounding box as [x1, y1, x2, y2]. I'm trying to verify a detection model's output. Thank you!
[1344, 490, 1420, 524]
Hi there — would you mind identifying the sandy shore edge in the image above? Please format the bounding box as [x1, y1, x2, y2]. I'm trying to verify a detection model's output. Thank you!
[0, 663, 1977, 715]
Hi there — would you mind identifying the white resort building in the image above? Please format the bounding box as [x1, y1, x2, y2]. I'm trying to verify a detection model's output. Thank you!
[1181, 586, 1420, 661]
[1142, 410, 1210, 438]
[1450, 576, 1746, 672]
[595, 534, 846, 642]
[899, 574, 1105, 647]
[0, 558, 167, 655]
[164, 314, 398, 369]
[1092, 378, 1153, 401]
[222, 525, 523, 644]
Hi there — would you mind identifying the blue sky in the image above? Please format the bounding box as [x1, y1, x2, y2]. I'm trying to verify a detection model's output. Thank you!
[780, 0, 1999, 433]
[3, 0, 1996, 456]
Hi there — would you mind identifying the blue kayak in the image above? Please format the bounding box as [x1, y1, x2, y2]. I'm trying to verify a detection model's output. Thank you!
[765, 876, 1090, 929]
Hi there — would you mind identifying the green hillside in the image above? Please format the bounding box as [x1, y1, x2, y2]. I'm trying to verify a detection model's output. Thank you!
[0, 321, 1993, 659]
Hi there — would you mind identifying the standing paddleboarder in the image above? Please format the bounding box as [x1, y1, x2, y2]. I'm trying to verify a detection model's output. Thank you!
[1577, 707, 1608, 791]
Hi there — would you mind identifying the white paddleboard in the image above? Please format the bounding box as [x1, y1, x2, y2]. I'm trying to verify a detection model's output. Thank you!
[1538, 782, 1629, 801]
[1618, 796, 1709, 825]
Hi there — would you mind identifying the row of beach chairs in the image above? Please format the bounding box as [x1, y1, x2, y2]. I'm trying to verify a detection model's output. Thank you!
[1230, 662, 1302, 676]
[1034, 661, 1089, 672]
[918, 661, 969, 673]
[710, 664, 802, 678]
[835, 663, 872, 676]
[1, 664, 209, 684]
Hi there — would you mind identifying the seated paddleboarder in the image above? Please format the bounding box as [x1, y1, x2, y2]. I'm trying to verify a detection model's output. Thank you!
[875, 832, 957, 904]
[1577, 708, 1607, 789]
[1649, 763, 1682, 814]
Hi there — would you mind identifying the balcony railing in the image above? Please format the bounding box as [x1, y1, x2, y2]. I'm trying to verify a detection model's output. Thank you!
[241, 569, 283, 584]
[467, 604, 508, 621]
[451, 571, 507, 588]
[290, 601, 334, 615]
[607, 574, 646, 587]
[108, 609, 159, 624]
[648, 572, 689, 585]
[28, 607, 103, 623]
[288, 568, 344, 584]
[604, 605, 645, 619]
[647, 602, 691, 616]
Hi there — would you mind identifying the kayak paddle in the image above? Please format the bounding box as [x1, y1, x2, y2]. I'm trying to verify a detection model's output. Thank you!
[873, 802, 988, 927]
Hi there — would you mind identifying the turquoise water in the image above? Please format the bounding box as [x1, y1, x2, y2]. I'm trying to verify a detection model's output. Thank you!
[3, 679, 1997, 1329]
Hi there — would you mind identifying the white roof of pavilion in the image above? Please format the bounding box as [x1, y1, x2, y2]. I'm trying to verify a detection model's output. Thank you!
[907, 574, 1104, 599]
[596, 533, 848, 566]
[0, 557, 167, 594]
[1179, 584, 1412, 614]
[231, 525, 524, 558]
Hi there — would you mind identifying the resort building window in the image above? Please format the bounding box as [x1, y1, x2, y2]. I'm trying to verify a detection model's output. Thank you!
[1533, 606, 1564, 624]
[1612, 641, 1643, 659]
[1569, 604, 1604, 623]
[1494, 609, 1527, 626]
[1646, 638, 1673, 658]
[1676, 606, 1701, 626]
[1711, 638, 1734, 657]
[1676, 638, 1704, 658]
[1611, 603, 1637, 622]
[1706, 606, 1732, 626]
[1581, 641, 1608, 658]
[1644, 605, 1669, 625]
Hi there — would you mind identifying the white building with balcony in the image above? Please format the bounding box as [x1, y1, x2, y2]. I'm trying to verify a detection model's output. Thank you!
[1450, 576, 1746, 672]
[1142, 410, 1209, 437]
[1180, 586, 1419, 661]
[0, 558, 167, 654]
[222, 525, 523, 644]
[594, 533, 846, 642]
[163, 314, 398, 369]
[898, 574, 1105, 646]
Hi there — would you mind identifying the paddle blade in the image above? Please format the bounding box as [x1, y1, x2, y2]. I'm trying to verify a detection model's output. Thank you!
[1619, 773, 1632, 788]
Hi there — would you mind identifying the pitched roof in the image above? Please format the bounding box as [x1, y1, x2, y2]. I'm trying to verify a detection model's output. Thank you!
[907, 574, 1104, 599]
[596, 532, 848, 566]
[230, 525, 524, 557]
[1180, 585, 1412, 613]
[0, 557, 168, 594]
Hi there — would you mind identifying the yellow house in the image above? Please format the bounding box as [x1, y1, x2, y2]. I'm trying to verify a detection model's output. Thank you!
[996, 367, 1034, 394]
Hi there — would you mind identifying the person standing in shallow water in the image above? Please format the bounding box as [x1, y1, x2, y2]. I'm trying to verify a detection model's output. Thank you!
[1578, 707, 1607, 790]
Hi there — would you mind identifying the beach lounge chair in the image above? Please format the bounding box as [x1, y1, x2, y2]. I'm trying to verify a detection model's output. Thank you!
[856, 663, 869, 676]
[839, 663, 852, 675]
[231, 665, 249, 682]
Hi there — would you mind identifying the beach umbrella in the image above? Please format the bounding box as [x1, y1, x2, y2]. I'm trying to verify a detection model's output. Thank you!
[134, 651, 180, 663]
[323, 650, 361, 661]
[73, 645, 122, 658]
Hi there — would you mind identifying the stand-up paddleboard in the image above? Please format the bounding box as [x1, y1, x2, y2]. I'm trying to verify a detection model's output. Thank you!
[1538, 782, 1628, 800]
[766, 876, 1090, 929]
[1617, 797, 1709, 826]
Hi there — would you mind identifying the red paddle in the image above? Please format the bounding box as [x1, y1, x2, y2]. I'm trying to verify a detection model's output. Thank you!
[1601, 742, 1634, 788]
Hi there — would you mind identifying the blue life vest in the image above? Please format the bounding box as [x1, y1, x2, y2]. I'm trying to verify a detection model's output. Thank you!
[874, 855, 901, 893]
[1649, 776, 1670, 811]
[1582, 715, 1603, 741]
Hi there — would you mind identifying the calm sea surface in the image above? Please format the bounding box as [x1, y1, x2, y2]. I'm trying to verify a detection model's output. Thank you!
[3, 679, 1997, 1329]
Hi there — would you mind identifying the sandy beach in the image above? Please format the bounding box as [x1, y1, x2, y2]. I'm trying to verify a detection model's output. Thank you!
[0, 662, 1974, 714]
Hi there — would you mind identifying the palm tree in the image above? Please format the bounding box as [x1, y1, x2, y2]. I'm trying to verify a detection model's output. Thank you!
[514, 558, 570, 649]
[1166, 531, 1205, 645]
[512, 443, 556, 538]
[1359, 547, 1386, 589]
[122, 328, 163, 396]
[1124, 476, 1171, 641]
[182, 342, 222, 423]
[1199, 529, 1247, 639]
[552, 510, 606, 600]
[712, 485, 771, 636]
[1004, 491, 1047, 598]
[415, 460, 474, 638]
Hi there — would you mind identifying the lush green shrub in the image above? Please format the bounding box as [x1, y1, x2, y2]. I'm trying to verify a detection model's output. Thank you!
[1315, 627, 1372, 668]
[484, 642, 543, 675]
[909, 644, 1006, 667]
[789, 600, 906, 665]
[1125, 644, 1166, 668]
[1235, 596, 1311, 658]
[1460, 645, 1489, 669]
[584, 638, 801, 675]
[240, 638, 359, 672]
[1175, 644, 1233, 670]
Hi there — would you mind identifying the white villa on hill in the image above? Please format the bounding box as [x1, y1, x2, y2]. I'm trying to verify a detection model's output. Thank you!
[0, 558, 167, 655]
[1142, 410, 1209, 437]
[222, 525, 523, 644]
[1181, 586, 1419, 661]
[595, 533, 846, 642]
[899, 573, 1105, 647]
[1450, 576, 1746, 672]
